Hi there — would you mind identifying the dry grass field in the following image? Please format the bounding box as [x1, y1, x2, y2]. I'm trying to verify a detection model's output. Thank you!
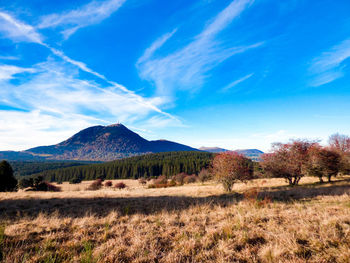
[1, 176, 350, 263]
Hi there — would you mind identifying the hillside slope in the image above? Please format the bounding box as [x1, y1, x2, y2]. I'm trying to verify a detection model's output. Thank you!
[25, 124, 197, 161]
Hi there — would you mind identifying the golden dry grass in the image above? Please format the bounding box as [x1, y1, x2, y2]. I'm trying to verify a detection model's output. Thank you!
[1, 176, 350, 262]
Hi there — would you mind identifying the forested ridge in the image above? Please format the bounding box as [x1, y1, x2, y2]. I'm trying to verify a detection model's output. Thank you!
[10, 161, 97, 177]
[35, 151, 214, 182]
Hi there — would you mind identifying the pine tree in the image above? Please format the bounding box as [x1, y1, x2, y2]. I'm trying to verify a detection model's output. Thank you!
[0, 160, 17, 191]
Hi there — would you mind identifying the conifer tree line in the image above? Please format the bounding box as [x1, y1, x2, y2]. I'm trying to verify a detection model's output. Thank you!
[35, 152, 214, 182]
[10, 161, 94, 177]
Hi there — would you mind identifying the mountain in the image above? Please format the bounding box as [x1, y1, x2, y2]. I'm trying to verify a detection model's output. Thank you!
[199, 147, 229, 153]
[20, 124, 198, 161]
[234, 149, 264, 161]
[234, 149, 264, 156]
[200, 147, 264, 160]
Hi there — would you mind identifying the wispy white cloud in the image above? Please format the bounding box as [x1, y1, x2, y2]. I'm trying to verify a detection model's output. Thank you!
[0, 11, 177, 122]
[0, 12, 43, 43]
[137, 0, 262, 95]
[199, 0, 254, 39]
[46, 46, 177, 120]
[38, 0, 126, 39]
[0, 65, 35, 81]
[220, 73, 253, 92]
[47, 46, 108, 80]
[0, 55, 19, 60]
[137, 28, 178, 64]
[310, 38, 350, 86]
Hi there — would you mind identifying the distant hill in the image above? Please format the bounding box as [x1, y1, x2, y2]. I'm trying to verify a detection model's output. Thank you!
[199, 147, 229, 153]
[3, 124, 198, 161]
[200, 147, 264, 160]
[234, 149, 264, 161]
[0, 151, 45, 161]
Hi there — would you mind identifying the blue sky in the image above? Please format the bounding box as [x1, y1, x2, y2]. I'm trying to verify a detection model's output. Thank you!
[0, 0, 350, 151]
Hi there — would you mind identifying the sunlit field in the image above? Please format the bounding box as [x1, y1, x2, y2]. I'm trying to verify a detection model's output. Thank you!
[1, 176, 350, 262]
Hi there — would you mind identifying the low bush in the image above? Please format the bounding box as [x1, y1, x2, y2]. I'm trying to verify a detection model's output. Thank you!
[104, 181, 113, 187]
[87, 179, 103, 191]
[168, 179, 176, 187]
[19, 176, 61, 192]
[114, 182, 126, 189]
[69, 177, 82, 184]
[173, 173, 187, 185]
[44, 182, 61, 192]
[198, 169, 211, 182]
[183, 175, 198, 184]
[153, 175, 167, 185]
[138, 178, 147, 185]
[148, 175, 168, 188]
[18, 178, 34, 189]
[148, 176, 179, 188]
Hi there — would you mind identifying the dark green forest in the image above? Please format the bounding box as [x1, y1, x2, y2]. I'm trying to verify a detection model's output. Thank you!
[35, 152, 215, 182]
[10, 161, 97, 178]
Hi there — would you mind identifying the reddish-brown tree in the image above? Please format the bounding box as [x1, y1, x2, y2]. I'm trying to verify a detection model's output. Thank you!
[212, 152, 253, 192]
[261, 140, 317, 186]
[328, 133, 350, 153]
[328, 133, 350, 174]
[307, 145, 341, 182]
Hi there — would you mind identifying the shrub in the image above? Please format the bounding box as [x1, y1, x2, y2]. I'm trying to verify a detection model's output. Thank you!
[138, 178, 147, 185]
[44, 182, 61, 192]
[18, 176, 60, 192]
[18, 178, 34, 189]
[173, 173, 186, 185]
[87, 179, 103, 190]
[183, 175, 198, 184]
[0, 160, 17, 192]
[198, 169, 211, 182]
[69, 177, 82, 184]
[212, 152, 254, 192]
[114, 182, 126, 189]
[153, 175, 167, 185]
[168, 179, 176, 187]
[36, 182, 50, 191]
[104, 180, 113, 187]
[148, 175, 173, 188]
[33, 176, 44, 187]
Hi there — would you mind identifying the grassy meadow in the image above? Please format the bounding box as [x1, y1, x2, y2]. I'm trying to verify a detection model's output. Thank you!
[1, 176, 350, 262]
